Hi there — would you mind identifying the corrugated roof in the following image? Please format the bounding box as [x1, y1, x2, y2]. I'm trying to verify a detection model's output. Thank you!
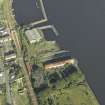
[44, 51, 71, 65]
[25, 29, 42, 42]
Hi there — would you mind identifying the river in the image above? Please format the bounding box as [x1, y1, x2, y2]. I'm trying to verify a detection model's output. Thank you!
[12, 0, 105, 104]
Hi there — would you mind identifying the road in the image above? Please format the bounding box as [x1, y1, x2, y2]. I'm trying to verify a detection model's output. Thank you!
[3, 0, 38, 105]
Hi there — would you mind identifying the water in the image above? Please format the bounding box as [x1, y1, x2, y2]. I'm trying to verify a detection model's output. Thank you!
[12, 0, 43, 25]
[13, 0, 105, 104]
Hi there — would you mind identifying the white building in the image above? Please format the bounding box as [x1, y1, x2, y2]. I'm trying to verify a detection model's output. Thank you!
[5, 53, 16, 61]
[25, 29, 42, 44]
[0, 72, 5, 84]
[0, 30, 11, 43]
[0, 36, 11, 43]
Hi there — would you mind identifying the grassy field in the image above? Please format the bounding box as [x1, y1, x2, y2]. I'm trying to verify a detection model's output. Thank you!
[13, 91, 30, 105]
[53, 85, 98, 105]
[0, 0, 3, 5]
[0, 95, 6, 105]
[38, 83, 99, 105]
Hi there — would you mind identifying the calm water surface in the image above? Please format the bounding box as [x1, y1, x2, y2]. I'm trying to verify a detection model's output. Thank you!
[13, 0, 105, 104]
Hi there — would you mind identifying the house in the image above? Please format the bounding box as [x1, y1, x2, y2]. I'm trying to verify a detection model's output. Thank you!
[0, 36, 11, 43]
[0, 29, 8, 36]
[5, 53, 16, 61]
[0, 26, 5, 31]
[0, 26, 12, 43]
[0, 30, 11, 43]
[4, 50, 16, 61]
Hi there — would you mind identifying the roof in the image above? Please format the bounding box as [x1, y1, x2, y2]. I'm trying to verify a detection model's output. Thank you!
[5, 52, 16, 61]
[4, 50, 15, 56]
[0, 26, 5, 31]
[53, 50, 71, 58]
[44, 51, 71, 65]
[0, 33, 9, 38]
[0, 36, 11, 43]
[25, 29, 42, 43]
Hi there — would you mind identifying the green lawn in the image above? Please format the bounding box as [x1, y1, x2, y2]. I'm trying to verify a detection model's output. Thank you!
[38, 84, 99, 105]
[0, 95, 6, 105]
[0, 0, 3, 4]
[13, 91, 30, 105]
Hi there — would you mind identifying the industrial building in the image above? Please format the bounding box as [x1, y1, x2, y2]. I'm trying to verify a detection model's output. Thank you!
[44, 59, 75, 70]
[25, 29, 42, 44]
[43, 51, 75, 70]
